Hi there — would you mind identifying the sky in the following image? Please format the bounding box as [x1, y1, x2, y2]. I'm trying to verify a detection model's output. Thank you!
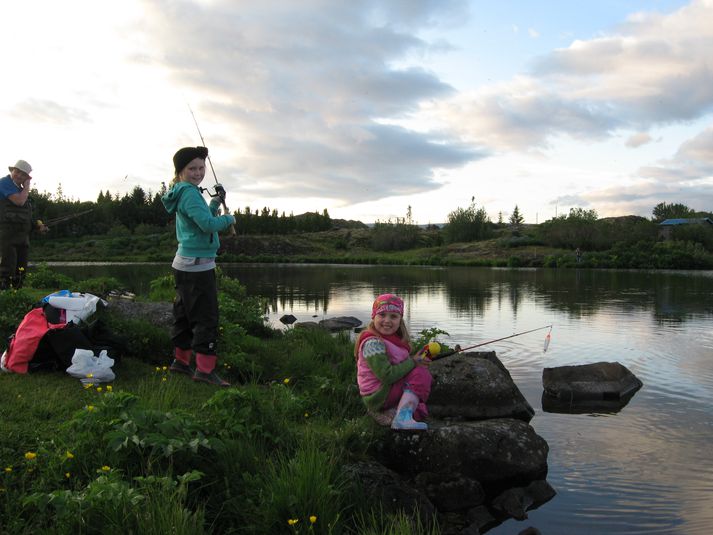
[1, 0, 712, 225]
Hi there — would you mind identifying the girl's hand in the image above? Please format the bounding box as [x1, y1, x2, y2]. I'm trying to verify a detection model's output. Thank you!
[413, 350, 431, 366]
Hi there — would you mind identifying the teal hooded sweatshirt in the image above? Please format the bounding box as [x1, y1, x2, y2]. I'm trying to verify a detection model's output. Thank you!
[162, 182, 235, 258]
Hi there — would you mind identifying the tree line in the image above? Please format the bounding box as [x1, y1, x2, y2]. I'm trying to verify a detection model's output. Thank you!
[30, 184, 713, 257]
[31, 185, 333, 239]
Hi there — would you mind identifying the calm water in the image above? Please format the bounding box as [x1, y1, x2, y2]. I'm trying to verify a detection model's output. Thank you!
[49, 263, 713, 534]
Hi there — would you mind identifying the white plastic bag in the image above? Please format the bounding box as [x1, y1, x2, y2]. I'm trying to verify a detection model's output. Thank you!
[66, 349, 115, 383]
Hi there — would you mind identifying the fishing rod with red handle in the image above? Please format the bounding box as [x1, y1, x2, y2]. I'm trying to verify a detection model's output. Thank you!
[429, 324, 553, 361]
[188, 104, 236, 236]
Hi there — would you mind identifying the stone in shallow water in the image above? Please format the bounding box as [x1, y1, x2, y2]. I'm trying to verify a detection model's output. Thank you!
[542, 361, 643, 403]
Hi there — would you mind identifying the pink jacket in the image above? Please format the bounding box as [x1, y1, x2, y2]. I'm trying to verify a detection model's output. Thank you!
[357, 334, 411, 397]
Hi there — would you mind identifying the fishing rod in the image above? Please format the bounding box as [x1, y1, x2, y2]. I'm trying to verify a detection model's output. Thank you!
[431, 324, 553, 361]
[42, 208, 95, 226]
[187, 104, 236, 236]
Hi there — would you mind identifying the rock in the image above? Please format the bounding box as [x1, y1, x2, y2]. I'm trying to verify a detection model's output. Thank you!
[491, 480, 556, 520]
[466, 505, 496, 533]
[294, 321, 320, 330]
[318, 316, 362, 332]
[374, 419, 549, 487]
[542, 361, 643, 401]
[279, 314, 297, 325]
[429, 352, 535, 422]
[414, 471, 485, 512]
[342, 461, 436, 525]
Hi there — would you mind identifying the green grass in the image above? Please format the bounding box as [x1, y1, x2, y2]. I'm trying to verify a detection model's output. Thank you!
[0, 308, 406, 534]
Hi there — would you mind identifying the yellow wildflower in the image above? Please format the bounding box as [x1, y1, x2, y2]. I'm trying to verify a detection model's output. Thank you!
[4, 467, 12, 473]
[96, 387, 103, 393]
[107, 385, 113, 392]
[86, 373, 93, 378]
[304, 412, 309, 418]
[287, 518, 299, 526]
[84, 383, 94, 389]
[86, 405, 95, 412]
[65, 472, 71, 478]
[65, 451, 74, 460]
[310, 515, 317, 524]
[283, 378, 290, 385]
[162, 376, 167, 382]
[24, 452, 37, 461]
[162, 365, 168, 371]
[155, 367, 161, 372]
[18, 267, 25, 272]
[101, 465, 110, 472]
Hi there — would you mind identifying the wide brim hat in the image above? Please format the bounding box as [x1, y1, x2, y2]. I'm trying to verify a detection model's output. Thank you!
[9, 159, 32, 177]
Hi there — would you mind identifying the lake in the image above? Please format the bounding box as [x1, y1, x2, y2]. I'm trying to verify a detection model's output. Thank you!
[49, 262, 713, 534]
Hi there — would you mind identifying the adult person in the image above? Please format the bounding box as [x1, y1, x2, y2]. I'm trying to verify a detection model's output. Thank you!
[0, 160, 48, 289]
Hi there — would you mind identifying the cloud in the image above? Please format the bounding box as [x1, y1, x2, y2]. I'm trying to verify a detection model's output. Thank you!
[11, 99, 90, 125]
[626, 132, 653, 148]
[436, 0, 713, 151]
[579, 180, 713, 216]
[638, 125, 713, 181]
[134, 0, 478, 201]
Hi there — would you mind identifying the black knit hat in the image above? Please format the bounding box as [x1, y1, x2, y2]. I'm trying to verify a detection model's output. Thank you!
[173, 146, 208, 175]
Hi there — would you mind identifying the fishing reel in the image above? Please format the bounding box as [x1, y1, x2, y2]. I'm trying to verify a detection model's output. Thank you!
[200, 184, 227, 201]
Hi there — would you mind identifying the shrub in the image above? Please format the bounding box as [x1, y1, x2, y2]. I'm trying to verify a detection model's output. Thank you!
[0, 289, 37, 342]
[25, 264, 75, 290]
[443, 200, 492, 243]
[76, 277, 124, 297]
[370, 222, 420, 251]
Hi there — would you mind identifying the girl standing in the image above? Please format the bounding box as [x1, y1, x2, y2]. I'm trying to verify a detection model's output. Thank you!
[355, 293, 432, 430]
[162, 146, 235, 386]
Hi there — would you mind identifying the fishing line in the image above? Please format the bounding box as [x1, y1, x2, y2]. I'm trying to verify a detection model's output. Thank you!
[431, 324, 554, 360]
[187, 103, 236, 235]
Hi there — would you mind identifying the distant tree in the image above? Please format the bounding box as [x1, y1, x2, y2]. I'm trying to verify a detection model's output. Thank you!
[509, 205, 524, 234]
[538, 207, 598, 249]
[443, 197, 492, 243]
[652, 202, 695, 222]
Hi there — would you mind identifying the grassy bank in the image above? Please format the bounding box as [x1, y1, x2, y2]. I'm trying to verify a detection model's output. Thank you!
[0, 273, 442, 534]
[31, 227, 570, 267]
[32, 224, 713, 269]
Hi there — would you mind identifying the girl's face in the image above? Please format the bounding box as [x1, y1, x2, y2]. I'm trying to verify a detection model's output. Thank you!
[179, 158, 206, 186]
[374, 311, 401, 337]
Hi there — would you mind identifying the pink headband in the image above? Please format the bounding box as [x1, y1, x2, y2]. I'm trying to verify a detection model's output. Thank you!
[371, 293, 404, 319]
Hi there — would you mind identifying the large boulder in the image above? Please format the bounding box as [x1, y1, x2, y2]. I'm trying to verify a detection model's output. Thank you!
[341, 461, 436, 525]
[373, 419, 549, 488]
[490, 480, 557, 520]
[428, 352, 535, 422]
[542, 361, 643, 401]
[414, 471, 485, 512]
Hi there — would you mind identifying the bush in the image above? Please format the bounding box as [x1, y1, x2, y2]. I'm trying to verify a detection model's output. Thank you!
[25, 264, 75, 290]
[370, 222, 420, 251]
[0, 289, 37, 342]
[76, 277, 124, 297]
[443, 200, 492, 243]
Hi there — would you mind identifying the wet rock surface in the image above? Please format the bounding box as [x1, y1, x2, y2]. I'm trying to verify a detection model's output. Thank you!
[542, 361, 643, 407]
[346, 351, 556, 534]
[429, 352, 535, 422]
